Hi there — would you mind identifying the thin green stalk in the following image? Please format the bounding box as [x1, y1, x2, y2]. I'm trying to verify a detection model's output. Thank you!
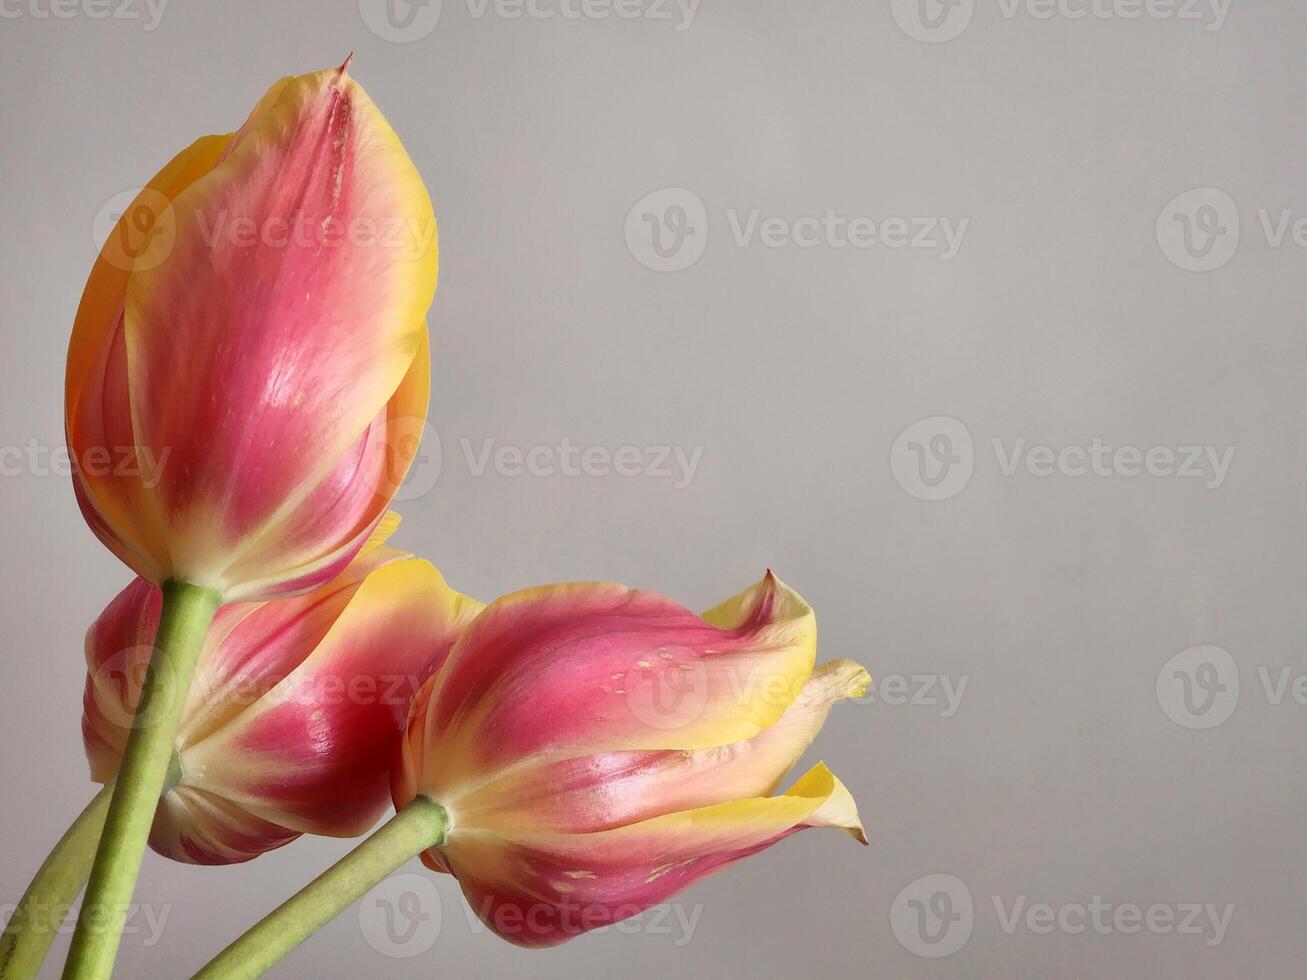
[62, 581, 220, 980]
[0, 784, 113, 980]
[193, 798, 448, 980]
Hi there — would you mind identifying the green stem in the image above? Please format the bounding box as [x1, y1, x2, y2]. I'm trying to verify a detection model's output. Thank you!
[62, 581, 220, 980]
[193, 798, 447, 980]
[0, 785, 114, 980]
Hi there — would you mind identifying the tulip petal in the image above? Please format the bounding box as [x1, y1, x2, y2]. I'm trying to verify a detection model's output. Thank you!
[149, 785, 299, 865]
[121, 64, 437, 592]
[66, 135, 232, 582]
[450, 659, 870, 834]
[184, 558, 482, 837]
[177, 511, 412, 747]
[82, 578, 161, 782]
[408, 573, 817, 801]
[432, 764, 864, 948]
[218, 327, 431, 602]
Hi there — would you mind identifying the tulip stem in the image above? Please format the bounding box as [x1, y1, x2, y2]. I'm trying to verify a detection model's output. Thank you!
[0, 784, 114, 980]
[192, 797, 447, 980]
[62, 581, 220, 980]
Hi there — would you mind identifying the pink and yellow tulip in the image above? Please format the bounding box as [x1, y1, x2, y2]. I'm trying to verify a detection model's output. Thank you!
[392, 571, 868, 947]
[66, 60, 436, 602]
[83, 517, 481, 864]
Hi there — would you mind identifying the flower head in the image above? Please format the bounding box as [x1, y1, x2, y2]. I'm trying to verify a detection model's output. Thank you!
[84, 516, 481, 864]
[393, 572, 867, 947]
[67, 62, 437, 601]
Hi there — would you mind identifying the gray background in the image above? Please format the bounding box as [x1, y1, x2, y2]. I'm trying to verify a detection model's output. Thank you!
[1, 0, 1303, 976]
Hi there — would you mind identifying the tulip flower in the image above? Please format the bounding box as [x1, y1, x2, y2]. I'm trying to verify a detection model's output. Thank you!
[59, 59, 437, 980]
[193, 573, 868, 975]
[66, 57, 435, 602]
[0, 517, 480, 979]
[82, 515, 481, 864]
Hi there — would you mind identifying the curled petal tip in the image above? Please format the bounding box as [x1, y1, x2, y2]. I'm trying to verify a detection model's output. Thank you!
[820, 659, 871, 701]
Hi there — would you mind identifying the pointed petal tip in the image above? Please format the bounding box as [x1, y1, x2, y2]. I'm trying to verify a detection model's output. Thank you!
[338, 52, 354, 76]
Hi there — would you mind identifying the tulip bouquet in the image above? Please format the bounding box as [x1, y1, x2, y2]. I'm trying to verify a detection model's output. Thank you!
[0, 59, 869, 980]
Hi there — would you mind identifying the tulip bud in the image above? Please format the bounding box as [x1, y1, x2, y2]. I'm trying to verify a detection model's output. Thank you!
[392, 572, 868, 947]
[84, 516, 481, 864]
[66, 60, 437, 601]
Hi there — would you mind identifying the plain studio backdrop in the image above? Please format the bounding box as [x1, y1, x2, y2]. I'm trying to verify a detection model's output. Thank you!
[1, 1, 1303, 977]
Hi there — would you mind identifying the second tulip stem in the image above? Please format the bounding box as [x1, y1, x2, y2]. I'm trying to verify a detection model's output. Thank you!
[62, 580, 220, 980]
[192, 797, 448, 979]
[0, 784, 113, 980]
